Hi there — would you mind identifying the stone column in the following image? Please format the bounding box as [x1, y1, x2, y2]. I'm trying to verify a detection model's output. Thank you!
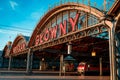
[59, 54, 64, 76]
[99, 57, 102, 76]
[8, 56, 12, 70]
[26, 49, 33, 74]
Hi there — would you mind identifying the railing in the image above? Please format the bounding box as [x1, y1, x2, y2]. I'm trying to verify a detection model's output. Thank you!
[39, 0, 115, 21]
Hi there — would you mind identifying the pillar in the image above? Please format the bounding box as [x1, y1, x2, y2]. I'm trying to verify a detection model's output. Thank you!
[68, 42, 72, 54]
[108, 26, 117, 80]
[1, 57, 4, 68]
[99, 57, 102, 76]
[26, 49, 33, 74]
[59, 54, 63, 76]
[103, 18, 117, 80]
[8, 56, 12, 70]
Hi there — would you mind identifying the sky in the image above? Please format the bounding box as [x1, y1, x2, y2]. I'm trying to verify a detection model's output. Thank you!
[0, 0, 114, 50]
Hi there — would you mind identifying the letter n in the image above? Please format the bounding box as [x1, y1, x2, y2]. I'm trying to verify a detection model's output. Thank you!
[59, 20, 67, 36]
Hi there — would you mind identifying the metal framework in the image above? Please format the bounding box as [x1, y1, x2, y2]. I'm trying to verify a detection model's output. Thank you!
[6, 2, 120, 80]
[31, 23, 107, 51]
[29, 3, 116, 79]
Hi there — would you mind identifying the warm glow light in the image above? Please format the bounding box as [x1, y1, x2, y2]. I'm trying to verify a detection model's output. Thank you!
[42, 58, 44, 61]
[91, 50, 96, 56]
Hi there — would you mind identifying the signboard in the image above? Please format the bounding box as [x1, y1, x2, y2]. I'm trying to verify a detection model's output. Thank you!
[13, 42, 26, 53]
[35, 13, 80, 45]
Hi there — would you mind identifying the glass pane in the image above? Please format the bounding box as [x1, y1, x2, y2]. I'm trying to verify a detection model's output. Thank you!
[78, 12, 86, 29]
[52, 17, 56, 27]
[57, 13, 62, 25]
[88, 14, 99, 27]
[46, 21, 51, 29]
[70, 10, 76, 18]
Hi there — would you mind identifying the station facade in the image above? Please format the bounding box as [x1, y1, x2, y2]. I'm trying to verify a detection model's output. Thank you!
[2, 1, 120, 80]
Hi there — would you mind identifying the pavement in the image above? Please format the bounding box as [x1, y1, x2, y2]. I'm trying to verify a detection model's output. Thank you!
[0, 76, 110, 80]
[0, 70, 110, 80]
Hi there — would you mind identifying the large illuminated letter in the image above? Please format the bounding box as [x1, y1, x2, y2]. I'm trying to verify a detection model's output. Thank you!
[59, 20, 67, 36]
[40, 34, 43, 44]
[69, 13, 79, 31]
[50, 25, 58, 39]
[44, 28, 50, 41]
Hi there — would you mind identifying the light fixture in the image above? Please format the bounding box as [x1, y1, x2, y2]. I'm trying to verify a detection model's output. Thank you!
[68, 42, 72, 54]
[42, 58, 44, 61]
[91, 49, 96, 56]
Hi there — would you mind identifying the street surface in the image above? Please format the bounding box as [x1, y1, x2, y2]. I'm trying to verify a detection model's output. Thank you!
[0, 70, 110, 80]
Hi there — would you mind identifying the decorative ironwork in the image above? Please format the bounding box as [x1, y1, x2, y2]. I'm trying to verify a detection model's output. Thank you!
[32, 22, 107, 52]
[11, 48, 29, 56]
[3, 1, 119, 80]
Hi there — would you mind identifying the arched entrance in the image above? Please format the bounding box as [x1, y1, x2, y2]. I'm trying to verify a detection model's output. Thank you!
[27, 2, 111, 77]
[3, 1, 118, 80]
[8, 35, 29, 70]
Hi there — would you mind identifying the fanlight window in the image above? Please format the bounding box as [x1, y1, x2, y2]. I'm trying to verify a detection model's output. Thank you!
[88, 14, 99, 26]
[38, 10, 100, 43]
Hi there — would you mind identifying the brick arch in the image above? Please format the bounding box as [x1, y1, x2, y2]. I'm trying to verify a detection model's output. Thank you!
[28, 3, 104, 47]
[10, 35, 29, 55]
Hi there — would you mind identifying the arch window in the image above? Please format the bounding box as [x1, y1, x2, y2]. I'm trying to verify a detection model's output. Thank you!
[88, 14, 99, 27]
[78, 12, 86, 29]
